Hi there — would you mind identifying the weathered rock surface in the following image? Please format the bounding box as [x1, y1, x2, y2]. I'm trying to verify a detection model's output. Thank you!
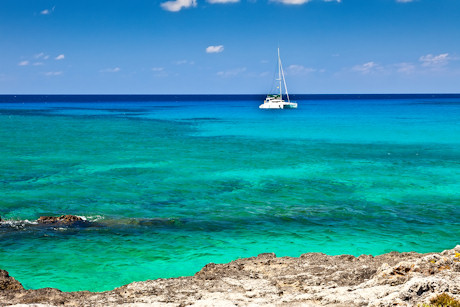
[36, 215, 85, 225]
[1, 245, 459, 306]
[0, 270, 24, 292]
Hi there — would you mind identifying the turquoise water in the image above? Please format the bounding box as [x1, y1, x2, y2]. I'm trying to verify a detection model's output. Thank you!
[0, 96, 459, 292]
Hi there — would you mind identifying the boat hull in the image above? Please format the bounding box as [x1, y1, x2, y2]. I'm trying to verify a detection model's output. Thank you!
[259, 102, 298, 109]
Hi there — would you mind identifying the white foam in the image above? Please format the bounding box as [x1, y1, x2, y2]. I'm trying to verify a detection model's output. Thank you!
[0, 219, 38, 228]
[81, 215, 104, 222]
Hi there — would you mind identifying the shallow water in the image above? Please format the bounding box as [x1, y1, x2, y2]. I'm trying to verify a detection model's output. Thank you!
[0, 96, 459, 291]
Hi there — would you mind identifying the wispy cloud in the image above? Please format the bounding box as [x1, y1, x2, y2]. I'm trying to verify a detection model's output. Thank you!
[206, 45, 224, 53]
[174, 60, 195, 65]
[40, 7, 55, 15]
[271, 0, 340, 4]
[349, 54, 456, 76]
[287, 64, 316, 75]
[34, 53, 50, 60]
[271, 0, 311, 4]
[207, 0, 239, 3]
[394, 62, 416, 74]
[161, 0, 197, 12]
[100, 67, 121, 73]
[19, 52, 65, 68]
[44, 71, 62, 76]
[419, 53, 451, 69]
[396, 0, 415, 3]
[217, 67, 246, 77]
[152, 67, 169, 77]
[351, 61, 383, 74]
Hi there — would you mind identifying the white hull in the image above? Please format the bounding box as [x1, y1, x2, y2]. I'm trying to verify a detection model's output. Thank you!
[259, 100, 298, 109]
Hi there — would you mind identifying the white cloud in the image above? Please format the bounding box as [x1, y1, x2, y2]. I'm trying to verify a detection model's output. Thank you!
[34, 53, 49, 60]
[40, 6, 55, 15]
[55, 54, 65, 60]
[217, 67, 246, 77]
[161, 0, 197, 12]
[207, 0, 239, 3]
[271, 0, 339, 4]
[419, 53, 451, 68]
[206, 45, 224, 53]
[18, 60, 29, 66]
[394, 62, 416, 74]
[396, 0, 415, 2]
[152, 67, 164, 72]
[44, 71, 62, 76]
[100, 67, 121, 73]
[351, 61, 383, 74]
[33, 62, 45, 66]
[271, 0, 311, 4]
[287, 64, 316, 75]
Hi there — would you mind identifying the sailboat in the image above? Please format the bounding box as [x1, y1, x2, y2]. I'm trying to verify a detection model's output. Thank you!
[259, 48, 298, 109]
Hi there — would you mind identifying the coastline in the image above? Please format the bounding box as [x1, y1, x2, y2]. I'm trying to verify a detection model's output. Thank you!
[1, 245, 459, 306]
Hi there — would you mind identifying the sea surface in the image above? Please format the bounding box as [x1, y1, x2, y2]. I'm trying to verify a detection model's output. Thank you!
[0, 94, 459, 292]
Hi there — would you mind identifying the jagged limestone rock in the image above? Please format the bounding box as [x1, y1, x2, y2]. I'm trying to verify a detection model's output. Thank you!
[1, 245, 459, 306]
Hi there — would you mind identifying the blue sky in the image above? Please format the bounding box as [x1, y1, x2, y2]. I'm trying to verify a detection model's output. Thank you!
[1, 0, 459, 94]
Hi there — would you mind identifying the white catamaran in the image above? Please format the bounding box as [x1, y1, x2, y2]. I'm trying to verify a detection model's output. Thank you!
[259, 48, 297, 109]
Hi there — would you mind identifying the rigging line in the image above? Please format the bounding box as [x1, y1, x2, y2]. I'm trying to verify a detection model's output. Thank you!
[279, 54, 290, 103]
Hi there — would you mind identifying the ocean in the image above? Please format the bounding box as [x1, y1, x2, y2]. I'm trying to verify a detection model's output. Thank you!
[0, 94, 459, 292]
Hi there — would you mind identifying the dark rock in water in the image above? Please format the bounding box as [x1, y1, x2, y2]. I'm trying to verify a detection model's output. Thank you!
[37, 215, 84, 225]
[0, 269, 24, 291]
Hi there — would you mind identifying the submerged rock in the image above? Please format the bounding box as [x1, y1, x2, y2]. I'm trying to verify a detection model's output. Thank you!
[37, 215, 85, 225]
[0, 245, 459, 306]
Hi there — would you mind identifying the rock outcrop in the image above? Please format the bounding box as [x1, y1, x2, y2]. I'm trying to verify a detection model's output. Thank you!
[0, 270, 24, 292]
[36, 215, 85, 225]
[1, 245, 459, 306]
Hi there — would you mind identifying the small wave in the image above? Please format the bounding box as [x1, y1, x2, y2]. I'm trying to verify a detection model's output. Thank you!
[0, 219, 38, 229]
[76, 215, 104, 222]
[0, 215, 99, 231]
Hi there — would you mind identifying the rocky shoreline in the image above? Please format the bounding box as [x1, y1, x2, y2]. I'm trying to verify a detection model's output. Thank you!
[1, 244, 459, 306]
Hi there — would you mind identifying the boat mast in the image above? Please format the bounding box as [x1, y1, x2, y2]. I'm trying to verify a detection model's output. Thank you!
[278, 48, 282, 100]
